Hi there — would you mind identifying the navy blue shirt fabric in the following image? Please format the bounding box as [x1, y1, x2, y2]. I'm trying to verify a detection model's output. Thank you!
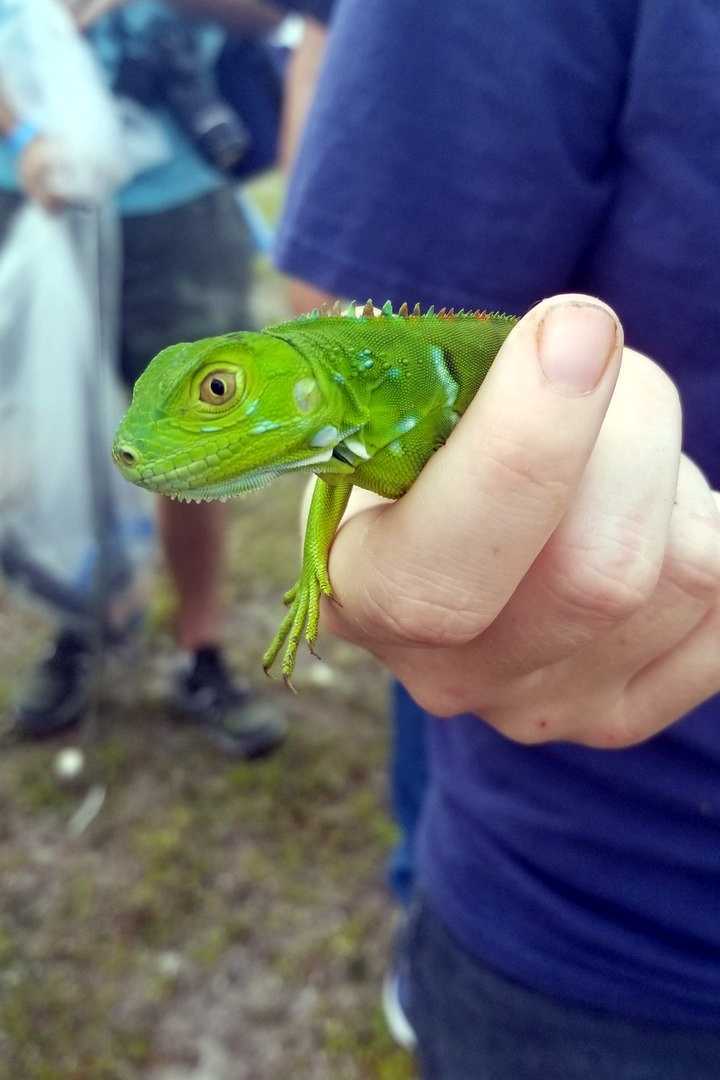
[276, 0, 720, 1027]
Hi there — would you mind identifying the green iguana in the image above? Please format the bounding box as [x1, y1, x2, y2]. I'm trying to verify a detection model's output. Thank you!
[112, 300, 517, 682]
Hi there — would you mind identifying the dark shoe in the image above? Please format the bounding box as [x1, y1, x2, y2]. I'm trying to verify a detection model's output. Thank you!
[13, 629, 94, 739]
[174, 647, 286, 758]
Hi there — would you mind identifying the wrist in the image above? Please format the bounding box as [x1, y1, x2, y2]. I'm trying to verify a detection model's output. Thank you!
[5, 119, 42, 158]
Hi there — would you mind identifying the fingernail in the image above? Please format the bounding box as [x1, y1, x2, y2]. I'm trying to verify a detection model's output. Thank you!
[538, 302, 617, 395]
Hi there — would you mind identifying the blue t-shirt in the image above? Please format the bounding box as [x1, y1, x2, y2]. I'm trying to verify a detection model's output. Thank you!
[276, 0, 720, 1027]
[0, 0, 223, 215]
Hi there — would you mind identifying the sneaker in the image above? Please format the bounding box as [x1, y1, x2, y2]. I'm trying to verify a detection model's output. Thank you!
[382, 968, 417, 1051]
[12, 628, 95, 739]
[174, 646, 287, 758]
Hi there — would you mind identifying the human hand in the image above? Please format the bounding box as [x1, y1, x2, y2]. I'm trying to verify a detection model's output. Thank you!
[324, 295, 720, 748]
[17, 135, 71, 212]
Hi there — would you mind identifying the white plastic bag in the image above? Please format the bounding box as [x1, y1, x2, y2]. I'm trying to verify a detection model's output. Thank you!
[0, 203, 154, 633]
[0, 0, 162, 632]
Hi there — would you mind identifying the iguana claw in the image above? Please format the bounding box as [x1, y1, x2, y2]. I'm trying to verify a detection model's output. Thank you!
[262, 567, 327, 679]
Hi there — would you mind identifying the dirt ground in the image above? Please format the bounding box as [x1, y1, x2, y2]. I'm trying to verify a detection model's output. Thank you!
[0, 211, 417, 1080]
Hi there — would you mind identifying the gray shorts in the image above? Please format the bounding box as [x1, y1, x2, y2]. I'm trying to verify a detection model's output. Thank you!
[0, 186, 256, 387]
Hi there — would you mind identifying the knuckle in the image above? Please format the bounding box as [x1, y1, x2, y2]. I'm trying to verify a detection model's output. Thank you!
[523, 693, 641, 750]
[651, 365, 682, 421]
[660, 372, 683, 423]
[359, 562, 490, 647]
[495, 718, 551, 746]
[544, 529, 659, 624]
[563, 562, 655, 622]
[409, 679, 471, 718]
[626, 351, 683, 424]
[361, 584, 485, 647]
[594, 705, 646, 750]
[583, 727, 634, 750]
[479, 427, 571, 516]
[475, 704, 568, 746]
[664, 507, 720, 599]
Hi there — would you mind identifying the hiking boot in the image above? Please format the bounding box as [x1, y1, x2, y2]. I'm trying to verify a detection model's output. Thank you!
[174, 646, 286, 758]
[13, 628, 95, 739]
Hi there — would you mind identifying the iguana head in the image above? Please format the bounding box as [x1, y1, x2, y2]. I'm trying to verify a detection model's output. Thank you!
[112, 331, 351, 501]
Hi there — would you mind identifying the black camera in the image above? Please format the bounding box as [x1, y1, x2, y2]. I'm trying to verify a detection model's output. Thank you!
[113, 14, 251, 174]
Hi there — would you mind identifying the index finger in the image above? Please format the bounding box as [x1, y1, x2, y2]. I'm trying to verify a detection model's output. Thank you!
[329, 294, 623, 647]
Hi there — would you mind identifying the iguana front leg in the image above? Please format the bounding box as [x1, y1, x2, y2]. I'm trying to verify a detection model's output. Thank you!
[263, 476, 353, 684]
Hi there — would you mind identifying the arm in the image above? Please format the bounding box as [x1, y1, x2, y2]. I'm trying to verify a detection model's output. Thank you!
[162, 0, 285, 33]
[70, 0, 286, 33]
[0, 83, 66, 211]
[323, 295, 720, 748]
[279, 17, 327, 169]
[172, 0, 336, 31]
[277, 17, 335, 315]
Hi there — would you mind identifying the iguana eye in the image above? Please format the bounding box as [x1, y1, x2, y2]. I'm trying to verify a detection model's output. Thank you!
[200, 371, 237, 405]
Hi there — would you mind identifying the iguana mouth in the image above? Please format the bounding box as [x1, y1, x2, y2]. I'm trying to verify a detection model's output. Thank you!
[121, 449, 335, 503]
[166, 467, 284, 503]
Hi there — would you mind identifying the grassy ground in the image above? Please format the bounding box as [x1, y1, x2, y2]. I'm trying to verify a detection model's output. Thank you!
[0, 177, 417, 1080]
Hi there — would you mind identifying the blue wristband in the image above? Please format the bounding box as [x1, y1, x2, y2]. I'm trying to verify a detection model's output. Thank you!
[5, 120, 41, 157]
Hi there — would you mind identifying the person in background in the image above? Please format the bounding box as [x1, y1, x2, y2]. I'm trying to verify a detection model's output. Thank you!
[0, 0, 291, 755]
[276, 2, 720, 1076]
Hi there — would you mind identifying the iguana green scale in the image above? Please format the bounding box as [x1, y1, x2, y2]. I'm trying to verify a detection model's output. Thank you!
[112, 300, 517, 682]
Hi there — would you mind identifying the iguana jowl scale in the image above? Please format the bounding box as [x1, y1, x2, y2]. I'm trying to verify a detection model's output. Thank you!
[112, 300, 517, 681]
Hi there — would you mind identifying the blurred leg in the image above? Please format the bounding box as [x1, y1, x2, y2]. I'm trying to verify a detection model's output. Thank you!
[156, 497, 226, 651]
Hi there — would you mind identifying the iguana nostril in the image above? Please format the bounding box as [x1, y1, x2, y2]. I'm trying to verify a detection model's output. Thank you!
[115, 444, 140, 468]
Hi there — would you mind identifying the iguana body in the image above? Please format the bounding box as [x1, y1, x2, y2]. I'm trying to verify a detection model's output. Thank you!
[113, 301, 517, 681]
